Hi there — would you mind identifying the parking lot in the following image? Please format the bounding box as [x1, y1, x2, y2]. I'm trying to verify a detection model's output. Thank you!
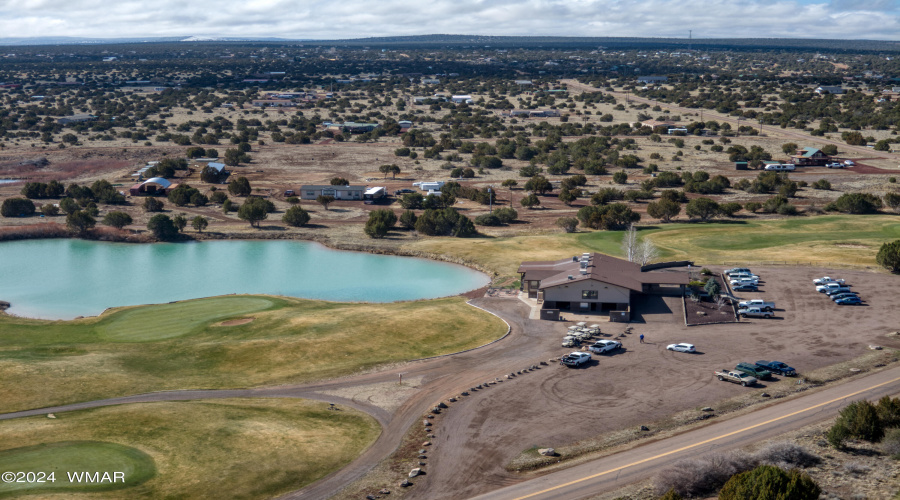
[414, 265, 900, 500]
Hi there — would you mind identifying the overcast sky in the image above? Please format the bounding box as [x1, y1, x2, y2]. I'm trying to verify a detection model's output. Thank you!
[0, 0, 898, 40]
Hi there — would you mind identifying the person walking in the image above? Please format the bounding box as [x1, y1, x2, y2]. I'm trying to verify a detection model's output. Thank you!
[639, 334, 645, 343]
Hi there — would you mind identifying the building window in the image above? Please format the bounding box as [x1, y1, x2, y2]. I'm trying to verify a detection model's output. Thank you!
[582, 290, 598, 299]
[305, 191, 315, 196]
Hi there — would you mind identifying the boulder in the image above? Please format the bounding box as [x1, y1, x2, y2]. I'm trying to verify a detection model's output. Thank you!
[438, 402, 448, 408]
[426, 414, 434, 419]
[409, 468, 421, 478]
[461, 391, 469, 396]
[701, 407, 714, 412]
[400, 479, 411, 487]
[761, 393, 771, 398]
[538, 448, 556, 456]
[640, 425, 650, 431]
[379, 489, 391, 495]
[423, 421, 432, 427]
[367, 495, 377, 500]
[47, 413, 56, 419]
[419, 461, 427, 466]
[540, 361, 548, 366]
[419, 449, 426, 454]
[422, 441, 431, 447]
[418, 454, 427, 459]
[869, 345, 883, 350]
[448, 398, 457, 403]
[431, 407, 441, 414]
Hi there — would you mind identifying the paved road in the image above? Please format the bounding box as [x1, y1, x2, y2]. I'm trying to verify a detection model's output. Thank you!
[561, 79, 900, 164]
[470, 366, 900, 500]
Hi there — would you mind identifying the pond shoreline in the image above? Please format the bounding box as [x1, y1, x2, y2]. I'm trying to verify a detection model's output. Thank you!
[0, 236, 493, 320]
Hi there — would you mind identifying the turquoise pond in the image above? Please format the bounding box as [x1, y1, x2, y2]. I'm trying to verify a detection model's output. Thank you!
[0, 239, 489, 320]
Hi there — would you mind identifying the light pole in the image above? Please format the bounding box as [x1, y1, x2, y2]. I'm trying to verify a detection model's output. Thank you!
[488, 186, 493, 213]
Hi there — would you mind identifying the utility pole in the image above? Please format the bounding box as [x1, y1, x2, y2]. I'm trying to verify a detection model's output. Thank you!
[488, 186, 493, 213]
[689, 30, 692, 52]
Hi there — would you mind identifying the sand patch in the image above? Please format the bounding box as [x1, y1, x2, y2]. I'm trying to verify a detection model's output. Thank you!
[218, 317, 255, 326]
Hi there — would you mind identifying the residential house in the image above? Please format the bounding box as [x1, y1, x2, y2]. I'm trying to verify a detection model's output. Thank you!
[299, 185, 365, 201]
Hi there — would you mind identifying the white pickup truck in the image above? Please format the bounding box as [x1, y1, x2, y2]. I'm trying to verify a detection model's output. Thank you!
[738, 307, 774, 318]
[715, 369, 758, 387]
[813, 276, 845, 285]
[588, 340, 622, 354]
[737, 299, 775, 311]
[560, 352, 592, 367]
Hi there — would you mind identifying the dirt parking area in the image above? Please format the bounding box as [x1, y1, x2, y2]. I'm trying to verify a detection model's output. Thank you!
[407, 265, 900, 499]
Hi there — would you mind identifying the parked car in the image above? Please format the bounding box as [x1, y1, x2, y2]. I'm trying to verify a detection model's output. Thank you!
[826, 162, 844, 169]
[816, 282, 847, 293]
[730, 272, 760, 281]
[824, 287, 853, 296]
[737, 299, 775, 311]
[588, 339, 622, 354]
[735, 362, 773, 380]
[755, 360, 796, 377]
[715, 369, 758, 386]
[813, 277, 845, 285]
[829, 291, 859, 301]
[725, 267, 752, 276]
[394, 188, 416, 195]
[732, 283, 758, 292]
[836, 296, 862, 305]
[844, 160, 855, 166]
[560, 351, 592, 367]
[667, 343, 696, 353]
[738, 307, 774, 318]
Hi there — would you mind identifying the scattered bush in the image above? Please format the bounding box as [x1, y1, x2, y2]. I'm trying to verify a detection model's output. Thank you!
[0, 198, 36, 217]
[654, 452, 755, 497]
[364, 209, 397, 238]
[555, 217, 579, 233]
[474, 213, 502, 226]
[282, 206, 311, 227]
[754, 441, 820, 468]
[719, 465, 820, 500]
[828, 193, 882, 214]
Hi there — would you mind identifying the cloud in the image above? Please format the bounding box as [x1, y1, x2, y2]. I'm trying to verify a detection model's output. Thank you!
[0, 0, 897, 40]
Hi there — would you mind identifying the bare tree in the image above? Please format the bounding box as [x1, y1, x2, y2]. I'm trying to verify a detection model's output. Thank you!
[638, 239, 659, 266]
[621, 224, 638, 262]
[715, 294, 729, 310]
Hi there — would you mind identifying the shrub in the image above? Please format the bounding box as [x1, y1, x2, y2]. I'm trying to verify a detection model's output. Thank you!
[237, 197, 271, 227]
[812, 179, 831, 190]
[41, 204, 59, 216]
[414, 208, 476, 237]
[685, 197, 719, 221]
[831, 400, 884, 445]
[718, 202, 743, 217]
[881, 428, 900, 457]
[282, 206, 310, 227]
[654, 452, 755, 497]
[647, 198, 681, 222]
[613, 171, 628, 184]
[65, 210, 96, 235]
[102, 211, 132, 229]
[147, 214, 178, 241]
[474, 213, 502, 226]
[494, 207, 518, 223]
[719, 465, 820, 500]
[830, 193, 882, 214]
[191, 216, 208, 233]
[364, 209, 398, 238]
[555, 217, 578, 233]
[0, 198, 36, 217]
[143, 197, 164, 213]
[520, 193, 540, 209]
[227, 176, 252, 197]
[577, 203, 640, 230]
[754, 441, 820, 468]
[877, 396, 900, 428]
[210, 191, 228, 204]
[399, 210, 417, 230]
[744, 202, 762, 213]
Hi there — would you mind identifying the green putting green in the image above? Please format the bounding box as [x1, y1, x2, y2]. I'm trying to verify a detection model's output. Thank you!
[0, 441, 155, 497]
[96, 296, 277, 342]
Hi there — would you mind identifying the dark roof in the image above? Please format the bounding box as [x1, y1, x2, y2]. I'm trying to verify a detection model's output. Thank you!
[518, 253, 688, 292]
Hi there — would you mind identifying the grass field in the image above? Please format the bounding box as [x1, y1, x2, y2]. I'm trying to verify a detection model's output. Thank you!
[0, 295, 507, 412]
[0, 398, 379, 499]
[404, 214, 900, 277]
